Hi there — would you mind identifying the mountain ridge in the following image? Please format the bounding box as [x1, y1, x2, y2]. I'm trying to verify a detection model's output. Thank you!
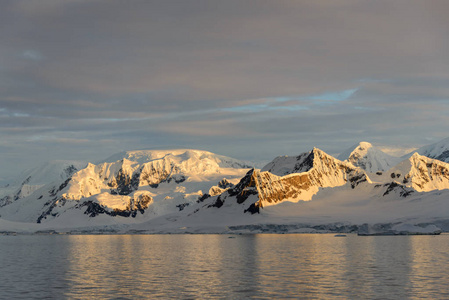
[1, 139, 449, 233]
[0, 149, 252, 223]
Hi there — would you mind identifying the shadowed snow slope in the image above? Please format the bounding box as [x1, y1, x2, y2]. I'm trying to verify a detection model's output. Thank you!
[338, 142, 401, 173]
[404, 137, 449, 163]
[0, 160, 86, 207]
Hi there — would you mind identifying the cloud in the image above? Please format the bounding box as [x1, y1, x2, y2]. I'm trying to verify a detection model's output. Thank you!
[0, 0, 449, 179]
[378, 146, 418, 157]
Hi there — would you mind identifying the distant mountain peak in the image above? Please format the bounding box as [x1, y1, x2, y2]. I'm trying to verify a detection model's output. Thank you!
[338, 141, 400, 173]
[404, 137, 449, 163]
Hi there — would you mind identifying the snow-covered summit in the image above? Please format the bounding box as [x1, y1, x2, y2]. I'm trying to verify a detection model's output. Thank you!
[338, 142, 401, 173]
[404, 137, 449, 163]
[101, 149, 252, 169]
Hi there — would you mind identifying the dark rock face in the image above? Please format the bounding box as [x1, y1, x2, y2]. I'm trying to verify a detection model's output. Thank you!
[435, 150, 449, 162]
[57, 178, 71, 194]
[63, 165, 79, 177]
[349, 173, 368, 189]
[176, 203, 190, 211]
[218, 179, 234, 189]
[0, 195, 12, 207]
[48, 177, 72, 197]
[140, 162, 179, 186]
[202, 169, 261, 213]
[112, 168, 141, 195]
[82, 194, 153, 218]
[383, 182, 414, 197]
[228, 169, 258, 204]
[141, 169, 186, 189]
[83, 201, 107, 217]
[37, 191, 153, 222]
[110, 165, 186, 195]
[21, 176, 32, 186]
[236, 189, 258, 204]
[128, 194, 152, 214]
[167, 174, 187, 184]
[292, 151, 315, 174]
[208, 195, 224, 208]
[37, 197, 59, 223]
[244, 202, 260, 214]
[197, 193, 211, 203]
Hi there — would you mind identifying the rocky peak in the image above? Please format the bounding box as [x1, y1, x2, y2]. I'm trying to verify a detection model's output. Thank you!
[224, 149, 371, 214]
[383, 153, 449, 192]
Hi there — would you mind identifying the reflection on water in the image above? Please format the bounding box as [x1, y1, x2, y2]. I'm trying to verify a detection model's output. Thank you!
[0, 234, 448, 299]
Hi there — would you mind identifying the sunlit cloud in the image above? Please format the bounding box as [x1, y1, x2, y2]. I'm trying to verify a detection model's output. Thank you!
[378, 146, 418, 157]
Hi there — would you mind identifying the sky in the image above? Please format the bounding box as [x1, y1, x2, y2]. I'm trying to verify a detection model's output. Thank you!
[1, 0, 449, 181]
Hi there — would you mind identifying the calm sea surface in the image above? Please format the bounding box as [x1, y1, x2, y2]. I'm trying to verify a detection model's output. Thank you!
[0, 234, 448, 299]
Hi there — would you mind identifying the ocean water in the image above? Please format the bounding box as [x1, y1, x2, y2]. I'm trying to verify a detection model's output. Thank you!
[1, 234, 448, 299]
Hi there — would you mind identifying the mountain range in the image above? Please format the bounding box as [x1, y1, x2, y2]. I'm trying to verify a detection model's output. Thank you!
[1, 138, 449, 234]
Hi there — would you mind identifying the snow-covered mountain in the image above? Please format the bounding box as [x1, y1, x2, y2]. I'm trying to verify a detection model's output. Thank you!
[404, 137, 449, 163]
[338, 142, 401, 173]
[0, 149, 251, 224]
[0, 160, 86, 207]
[2, 143, 449, 234]
[380, 152, 449, 192]
[136, 149, 449, 234]
[194, 148, 369, 214]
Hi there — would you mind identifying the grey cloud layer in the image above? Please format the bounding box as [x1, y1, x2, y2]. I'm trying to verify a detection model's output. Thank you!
[1, 0, 449, 179]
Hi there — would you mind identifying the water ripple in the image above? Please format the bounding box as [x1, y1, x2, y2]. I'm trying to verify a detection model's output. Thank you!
[0, 234, 448, 299]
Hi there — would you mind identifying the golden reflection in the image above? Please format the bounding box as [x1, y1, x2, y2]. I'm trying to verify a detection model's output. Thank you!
[250, 234, 353, 298]
[64, 234, 254, 299]
[58, 233, 449, 299]
[409, 235, 449, 299]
